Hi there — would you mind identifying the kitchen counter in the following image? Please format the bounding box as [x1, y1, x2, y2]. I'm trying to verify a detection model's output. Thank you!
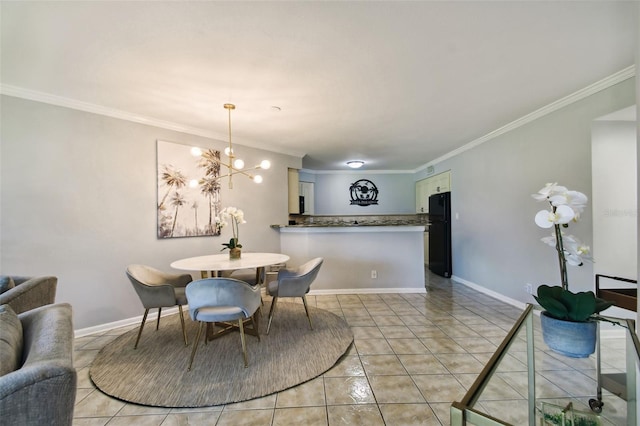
[272, 223, 428, 229]
[277, 225, 425, 234]
[276, 224, 426, 293]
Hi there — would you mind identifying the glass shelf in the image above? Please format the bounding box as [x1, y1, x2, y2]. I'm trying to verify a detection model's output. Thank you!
[450, 305, 639, 425]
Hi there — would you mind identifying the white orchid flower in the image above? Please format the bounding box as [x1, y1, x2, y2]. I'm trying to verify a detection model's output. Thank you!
[541, 234, 556, 247]
[562, 235, 592, 266]
[531, 183, 568, 201]
[549, 190, 588, 216]
[534, 204, 575, 228]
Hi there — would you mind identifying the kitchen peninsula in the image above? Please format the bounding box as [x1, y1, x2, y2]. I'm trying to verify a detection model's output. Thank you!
[273, 216, 427, 294]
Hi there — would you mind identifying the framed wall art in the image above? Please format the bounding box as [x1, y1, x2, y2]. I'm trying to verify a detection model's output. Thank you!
[157, 140, 222, 239]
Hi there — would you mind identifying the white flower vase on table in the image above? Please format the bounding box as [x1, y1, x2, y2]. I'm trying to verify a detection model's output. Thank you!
[218, 207, 246, 260]
[531, 183, 612, 358]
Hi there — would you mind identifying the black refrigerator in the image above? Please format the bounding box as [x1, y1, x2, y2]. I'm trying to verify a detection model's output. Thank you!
[428, 192, 452, 278]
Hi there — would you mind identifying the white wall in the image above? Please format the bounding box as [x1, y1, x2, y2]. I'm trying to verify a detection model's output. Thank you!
[0, 95, 301, 329]
[592, 120, 637, 279]
[435, 78, 635, 305]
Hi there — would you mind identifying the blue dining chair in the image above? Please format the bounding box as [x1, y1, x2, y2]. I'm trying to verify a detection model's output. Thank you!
[266, 257, 324, 334]
[185, 278, 262, 370]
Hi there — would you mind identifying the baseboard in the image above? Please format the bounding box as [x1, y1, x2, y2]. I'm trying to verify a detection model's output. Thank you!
[74, 288, 428, 336]
[309, 287, 427, 296]
[75, 306, 182, 338]
[451, 275, 528, 310]
[451, 275, 630, 340]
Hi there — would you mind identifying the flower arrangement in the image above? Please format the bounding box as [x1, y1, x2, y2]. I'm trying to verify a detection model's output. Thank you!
[217, 207, 245, 251]
[532, 183, 611, 322]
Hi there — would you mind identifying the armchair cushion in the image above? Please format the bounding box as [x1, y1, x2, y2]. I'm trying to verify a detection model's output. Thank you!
[0, 277, 15, 295]
[0, 305, 23, 376]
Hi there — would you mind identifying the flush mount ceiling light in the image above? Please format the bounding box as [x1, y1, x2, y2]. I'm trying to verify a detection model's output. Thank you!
[210, 104, 271, 189]
[346, 160, 365, 169]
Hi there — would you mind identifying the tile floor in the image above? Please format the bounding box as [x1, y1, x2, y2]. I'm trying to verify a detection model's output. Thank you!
[72, 272, 629, 425]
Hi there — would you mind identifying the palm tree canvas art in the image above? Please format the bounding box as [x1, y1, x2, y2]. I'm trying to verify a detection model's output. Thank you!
[157, 140, 222, 238]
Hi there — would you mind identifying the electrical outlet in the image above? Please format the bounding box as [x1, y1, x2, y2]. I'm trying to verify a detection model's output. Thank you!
[525, 283, 533, 294]
[371, 270, 377, 279]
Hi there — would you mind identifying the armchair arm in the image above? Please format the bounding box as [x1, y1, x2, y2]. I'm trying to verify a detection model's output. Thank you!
[0, 276, 57, 314]
[0, 362, 77, 424]
[0, 303, 76, 425]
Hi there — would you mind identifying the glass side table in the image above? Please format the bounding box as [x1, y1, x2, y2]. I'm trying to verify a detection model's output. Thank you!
[450, 305, 639, 426]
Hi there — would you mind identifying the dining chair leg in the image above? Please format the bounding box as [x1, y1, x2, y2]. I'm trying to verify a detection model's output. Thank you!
[156, 307, 162, 330]
[178, 305, 188, 346]
[251, 315, 260, 342]
[239, 318, 248, 368]
[134, 308, 149, 349]
[302, 295, 313, 330]
[266, 296, 278, 335]
[187, 321, 205, 371]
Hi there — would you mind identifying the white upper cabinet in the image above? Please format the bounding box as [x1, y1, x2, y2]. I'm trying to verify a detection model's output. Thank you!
[416, 178, 429, 213]
[415, 171, 451, 213]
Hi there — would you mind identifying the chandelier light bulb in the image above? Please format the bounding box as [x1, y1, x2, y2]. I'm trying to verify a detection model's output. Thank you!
[189, 179, 199, 188]
[191, 147, 202, 157]
[253, 175, 263, 184]
[234, 159, 245, 169]
[260, 160, 271, 170]
[224, 147, 233, 157]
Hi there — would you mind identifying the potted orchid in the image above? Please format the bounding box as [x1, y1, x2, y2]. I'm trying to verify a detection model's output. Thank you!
[532, 183, 612, 357]
[218, 207, 246, 259]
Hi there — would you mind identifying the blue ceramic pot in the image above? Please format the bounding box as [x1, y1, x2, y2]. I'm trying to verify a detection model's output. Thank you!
[540, 311, 597, 358]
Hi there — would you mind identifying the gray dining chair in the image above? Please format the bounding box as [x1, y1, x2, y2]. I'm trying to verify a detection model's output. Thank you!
[185, 278, 262, 370]
[221, 268, 265, 287]
[126, 264, 192, 349]
[266, 257, 324, 334]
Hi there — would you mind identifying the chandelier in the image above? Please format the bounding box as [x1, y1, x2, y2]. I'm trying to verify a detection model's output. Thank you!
[216, 103, 271, 189]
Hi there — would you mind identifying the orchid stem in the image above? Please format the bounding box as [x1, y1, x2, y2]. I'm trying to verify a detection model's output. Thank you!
[554, 223, 568, 291]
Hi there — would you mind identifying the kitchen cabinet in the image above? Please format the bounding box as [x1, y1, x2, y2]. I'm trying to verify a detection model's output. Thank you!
[288, 168, 300, 214]
[416, 179, 429, 213]
[415, 171, 451, 213]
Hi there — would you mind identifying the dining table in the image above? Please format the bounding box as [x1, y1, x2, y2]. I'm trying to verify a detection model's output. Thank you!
[170, 252, 290, 280]
[171, 252, 290, 341]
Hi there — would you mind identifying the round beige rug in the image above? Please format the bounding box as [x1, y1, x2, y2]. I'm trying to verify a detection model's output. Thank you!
[90, 303, 353, 407]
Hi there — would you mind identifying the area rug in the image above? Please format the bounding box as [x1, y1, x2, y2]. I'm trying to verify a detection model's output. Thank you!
[89, 302, 353, 407]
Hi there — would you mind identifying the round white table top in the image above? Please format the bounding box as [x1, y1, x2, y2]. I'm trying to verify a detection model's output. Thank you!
[170, 252, 290, 272]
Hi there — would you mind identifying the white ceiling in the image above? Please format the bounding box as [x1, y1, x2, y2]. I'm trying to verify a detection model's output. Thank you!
[1, 1, 637, 171]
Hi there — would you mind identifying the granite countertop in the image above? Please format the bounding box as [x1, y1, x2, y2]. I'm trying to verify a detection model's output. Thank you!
[271, 222, 429, 229]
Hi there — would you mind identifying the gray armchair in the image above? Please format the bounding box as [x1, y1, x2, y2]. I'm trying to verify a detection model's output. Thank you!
[0, 303, 76, 425]
[126, 264, 192, 349]
[185, 278, 262, 369]
[266, 257, 324, 334]
[0, 276, 57, 315]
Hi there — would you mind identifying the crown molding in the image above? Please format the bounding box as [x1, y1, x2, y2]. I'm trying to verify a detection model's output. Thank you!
[0, 84, 306, 158]
[2, 65, 634, 173]
[418, 65, 636, 171]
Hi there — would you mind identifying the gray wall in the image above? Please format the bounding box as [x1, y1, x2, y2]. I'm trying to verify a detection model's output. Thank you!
[311, 172, 415, 215]
[0, 95, 301, 329]
[436, 78, 635, 305]
[0, 78, 635, 329]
